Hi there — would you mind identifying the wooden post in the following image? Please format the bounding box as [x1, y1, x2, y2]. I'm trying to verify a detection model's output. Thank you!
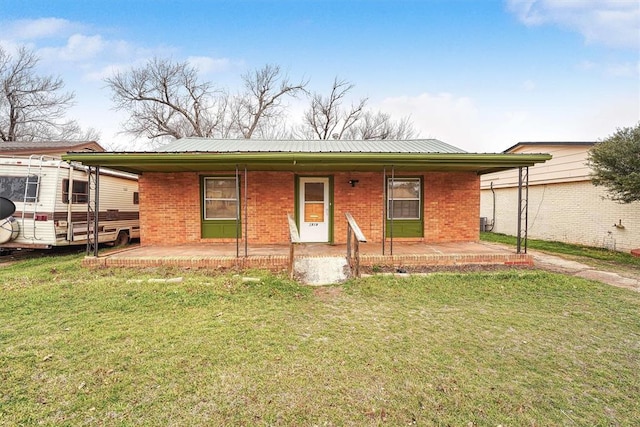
[289, 243, 295, 279]
[354, 239, 360, 278]
[346, 225, 352, 263]
[344, 212, 367, 279]
[286, 213, 301, 280]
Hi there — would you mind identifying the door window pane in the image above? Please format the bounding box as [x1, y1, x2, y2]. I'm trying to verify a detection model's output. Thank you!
[304, 182, 324, 202]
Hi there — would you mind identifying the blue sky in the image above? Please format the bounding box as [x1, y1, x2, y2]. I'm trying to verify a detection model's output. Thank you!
[1, 0, 638, 152]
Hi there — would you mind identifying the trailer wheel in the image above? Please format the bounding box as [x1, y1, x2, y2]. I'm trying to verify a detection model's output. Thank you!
[114, 231, 130, 247]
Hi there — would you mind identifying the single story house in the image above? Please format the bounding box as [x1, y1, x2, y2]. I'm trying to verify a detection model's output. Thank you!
[64, 138, 549, 257]
[480, 142, 639, 253]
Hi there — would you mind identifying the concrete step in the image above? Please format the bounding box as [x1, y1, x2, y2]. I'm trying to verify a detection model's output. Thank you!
[294, 256, 350, 285]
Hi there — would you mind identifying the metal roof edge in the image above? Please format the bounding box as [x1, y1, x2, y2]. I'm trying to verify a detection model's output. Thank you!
[504, 141, 596, 153]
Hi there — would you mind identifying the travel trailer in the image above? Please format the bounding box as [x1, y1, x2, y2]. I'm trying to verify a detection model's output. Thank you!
[0, 155, 139, 252]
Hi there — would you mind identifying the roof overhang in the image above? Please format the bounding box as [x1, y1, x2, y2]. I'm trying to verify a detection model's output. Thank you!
[62, 151, 552, 175]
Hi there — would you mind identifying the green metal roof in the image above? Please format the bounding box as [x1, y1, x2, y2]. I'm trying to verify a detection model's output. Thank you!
[63, 138, 551, 175]
[157, 138, 467, 154]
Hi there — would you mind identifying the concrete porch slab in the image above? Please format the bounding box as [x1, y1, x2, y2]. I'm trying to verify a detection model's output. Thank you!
[83, 241, 532, 271]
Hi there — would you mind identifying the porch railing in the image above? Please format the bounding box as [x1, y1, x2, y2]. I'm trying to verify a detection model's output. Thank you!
[286, 213, 301, 279]
[345, 212, 367, 278]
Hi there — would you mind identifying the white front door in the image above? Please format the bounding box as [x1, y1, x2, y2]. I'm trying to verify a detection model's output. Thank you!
[299, 177, 330, 243]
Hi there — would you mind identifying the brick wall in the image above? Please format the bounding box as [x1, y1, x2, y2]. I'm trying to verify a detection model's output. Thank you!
[424, 172, 480, 242]
[139, 170, 480, 246]
[139, 172, 200, 245]
[480, 181, 640, 252]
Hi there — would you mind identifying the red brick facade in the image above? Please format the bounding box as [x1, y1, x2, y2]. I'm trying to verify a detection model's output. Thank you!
[138, 170, 480, 246]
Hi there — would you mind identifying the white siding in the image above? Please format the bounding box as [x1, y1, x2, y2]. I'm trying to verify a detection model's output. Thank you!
[481, 144, 592, 189]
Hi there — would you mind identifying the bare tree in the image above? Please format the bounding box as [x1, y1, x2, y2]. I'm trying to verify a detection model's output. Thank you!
[105, 58, 229, 143]
[230, 64, 308, 139]
[299, 77, 416, 140]
[301, 77, 367, 140]
[0, 45, 79, 142]
[343, 110, 417, 140]
[107, 60, 307, 143]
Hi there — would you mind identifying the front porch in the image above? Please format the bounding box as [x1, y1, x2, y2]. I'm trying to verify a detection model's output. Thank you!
[84, 241, 532, 273]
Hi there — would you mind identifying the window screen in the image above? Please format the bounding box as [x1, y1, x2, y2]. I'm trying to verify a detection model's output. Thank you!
[203, 178, 238, 220]
[387, 178, 421, 219]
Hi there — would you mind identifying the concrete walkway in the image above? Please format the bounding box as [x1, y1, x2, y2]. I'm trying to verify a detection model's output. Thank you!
[528, 249, 640, 292]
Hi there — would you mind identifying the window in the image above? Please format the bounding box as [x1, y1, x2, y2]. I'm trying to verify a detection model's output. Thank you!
[62, 179, 89, 204]
[133, 192, 139, 205]
[201, 176, 241, 239]
[387, 178, 421, 219]
[203, 178, 238, 220]
[0, 175, 39, 202]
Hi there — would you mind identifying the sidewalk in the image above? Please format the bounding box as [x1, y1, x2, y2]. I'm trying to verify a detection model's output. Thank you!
[524, 248, 639, 292]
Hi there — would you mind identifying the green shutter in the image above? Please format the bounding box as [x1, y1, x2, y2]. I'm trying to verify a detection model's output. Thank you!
[202, 220, 240, 238]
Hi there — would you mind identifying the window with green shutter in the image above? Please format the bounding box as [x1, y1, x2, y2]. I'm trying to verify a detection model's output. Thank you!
[201, 176, 241, 238]
[386, 177, 423, 237]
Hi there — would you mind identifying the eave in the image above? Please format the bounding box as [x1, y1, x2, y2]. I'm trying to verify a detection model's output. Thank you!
[62, 152, 552, 175]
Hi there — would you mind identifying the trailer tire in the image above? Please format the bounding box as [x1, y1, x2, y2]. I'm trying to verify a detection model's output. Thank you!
[0, 217, 19, 244]
[114, 230, 130, 247]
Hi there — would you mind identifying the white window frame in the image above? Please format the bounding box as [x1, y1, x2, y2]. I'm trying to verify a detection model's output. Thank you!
[203, 177, 238, 221]
[387, 177, 421, 220]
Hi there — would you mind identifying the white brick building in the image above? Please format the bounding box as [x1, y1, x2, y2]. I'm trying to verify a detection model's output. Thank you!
[480, 142, 639, 253]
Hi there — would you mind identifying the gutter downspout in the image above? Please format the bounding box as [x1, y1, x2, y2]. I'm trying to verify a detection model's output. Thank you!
[488, 181, 496, 232]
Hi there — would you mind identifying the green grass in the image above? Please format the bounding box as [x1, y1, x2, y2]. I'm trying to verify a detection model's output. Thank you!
[481, 231, 640, 269]
[1, 254, 639, 426]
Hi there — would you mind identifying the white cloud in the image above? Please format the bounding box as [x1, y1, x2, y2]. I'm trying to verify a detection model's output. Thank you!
[3, 17, 80, 40]
[377, 89, 639, 153]
[187, 56, 232, 74]
[38, 34, 105, 61]
[575, 59, 640, 78]
[506, 0, 640, 49]
[603, 62, 638, 77]
[378, 92, 488, 152]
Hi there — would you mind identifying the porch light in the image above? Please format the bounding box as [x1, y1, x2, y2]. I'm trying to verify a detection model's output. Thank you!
[348, 179, 359, 187]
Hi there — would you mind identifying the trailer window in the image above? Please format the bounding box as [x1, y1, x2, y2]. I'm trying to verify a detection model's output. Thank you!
[62, 179, 89, 204]
[0, 175, 39, 202]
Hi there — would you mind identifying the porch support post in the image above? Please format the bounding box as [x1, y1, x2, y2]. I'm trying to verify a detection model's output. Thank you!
[86, 165, 100, 257]
[382, 167, 386, 255]
[390, 166, 395, 256]
[93, 166, 99, 257]
[244, 165, 248, 258]
[516, 166, 529, 254]
[235, 164, 240, 259]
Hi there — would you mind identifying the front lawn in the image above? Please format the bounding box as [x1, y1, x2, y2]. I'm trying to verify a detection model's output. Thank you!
[1, 254, 639, 425]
